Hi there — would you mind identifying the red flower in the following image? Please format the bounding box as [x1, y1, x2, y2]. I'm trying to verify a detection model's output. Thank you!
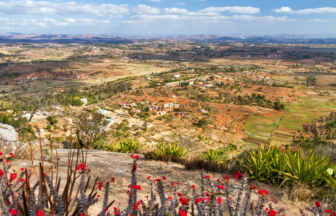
[0, 169, 3, 177]
[191, 185, 196, 189]
[137, 185, 141, 190]
[98, 182, 103, 190]
[205, 175, 211, 179]
[130, 214, 133, 216]
[114, 207, 120, 215]
[42, 173, 46, 177]
[77, 164, 86, 171]
[0, 152, 3, 155]
[171, 182, 175, 186]
[10, 173, 17, 181]
[178, 182, 181, 185]
[37, 209, 44, 216]
[234, 173, 238, 179]
[180, 210, 187, 216]
[97, 195, 101, 198]
[21, 168, 25, 171]
[133, 205, 139, 210]
[216, 185, 224, 190]
[315, 202, 321, 208]
[18, 179, 25, 182]
[258, 190, 269, 196]
[132, 164, 137, 172]
[251, 185, 257, 190]
[179, 197, 188, 205]
[217, 178, 220, 182]
[111, 177, 115, 183]
[162, 176, 166, 180]
[268, 210, 278, 216]
[10, 152, 14, 157]
[126, 190, 130, 195]
[168, 196, 173, 200]
[217, 197, 222, 204]
[204, 197, 210, 202]
[195, 198, 202, 204]
[137, 201, 142, 206]
[130, 154, 135, 158]
[178, 192, 183, 197]
[80, 214, 84, 216]
[205, 192, 210, 196]
[9, 209, 17, 215]
[155, 178, 160, 182]
[224, 175, 230, 181]
[104, 207, 109, 212]
[147, 176, 151, 180]
[135, 155, 139, 160]
[6, 160, 10, 163]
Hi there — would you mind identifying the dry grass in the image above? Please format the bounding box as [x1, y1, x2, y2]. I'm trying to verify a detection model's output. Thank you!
[16, 143, 41, 160]
[281, 183, 317, 202]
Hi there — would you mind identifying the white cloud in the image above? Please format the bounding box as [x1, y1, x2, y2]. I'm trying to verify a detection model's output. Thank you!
[274, 7, 292, 13]
[145, 0, 161, 2]
[130, 14, 294, 23]
[199, 6, 260, 14]
[0, 18, 16, 22]
[309, 19, 333, 22]
[274, 7, 336, 14]
[1, 17, 111, 28]
[132, 5, 160, 14]
[163, 8, 188, 14]
[176, 3, 185, 5]
[163, 8, 219, 16]
[0, 0, 129, 17]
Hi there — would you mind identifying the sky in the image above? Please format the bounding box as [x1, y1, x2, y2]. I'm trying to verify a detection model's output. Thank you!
[0, 0, 336, 36]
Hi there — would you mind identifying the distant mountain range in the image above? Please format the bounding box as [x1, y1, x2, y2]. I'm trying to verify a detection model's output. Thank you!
[1, 33, 336, 44]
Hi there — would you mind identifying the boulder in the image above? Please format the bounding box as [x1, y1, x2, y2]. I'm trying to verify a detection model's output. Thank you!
[0, 123, 25, 156]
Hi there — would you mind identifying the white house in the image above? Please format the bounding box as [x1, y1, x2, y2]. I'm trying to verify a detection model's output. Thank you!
[80, 98, 88, 105]
[97, 109, 106, 115]
[130, 103, 137, 107]
[173, 74, 180, 78]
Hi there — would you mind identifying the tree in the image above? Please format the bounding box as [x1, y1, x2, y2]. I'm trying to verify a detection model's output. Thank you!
[16, 80, 56, 133]
[306, 76, 316, 88]
[73, 112, 107, 148]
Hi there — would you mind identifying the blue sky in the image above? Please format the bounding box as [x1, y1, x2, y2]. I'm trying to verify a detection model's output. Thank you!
[0, 0, 336, 36]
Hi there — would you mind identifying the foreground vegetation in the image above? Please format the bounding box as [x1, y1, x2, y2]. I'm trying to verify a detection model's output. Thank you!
[1, 137, 334, 216]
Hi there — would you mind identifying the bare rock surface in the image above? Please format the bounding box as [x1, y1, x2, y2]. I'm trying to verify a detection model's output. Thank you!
[0, 123, 26, 156]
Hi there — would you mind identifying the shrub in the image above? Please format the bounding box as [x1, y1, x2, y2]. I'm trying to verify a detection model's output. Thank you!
[202, 149, 226, 163]
[244, 145, 336, 188]
[117, 139, 144, 153]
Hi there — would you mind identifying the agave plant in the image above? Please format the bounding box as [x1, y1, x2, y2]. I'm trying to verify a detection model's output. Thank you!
[282, 148, 336, 188]
[202, 149, 226, 163]
[117, 139, 145, 153]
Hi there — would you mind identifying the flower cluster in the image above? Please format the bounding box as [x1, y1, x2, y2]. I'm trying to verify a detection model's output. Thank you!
[76, 164, 87, 171]
[234, 170, 244, 179]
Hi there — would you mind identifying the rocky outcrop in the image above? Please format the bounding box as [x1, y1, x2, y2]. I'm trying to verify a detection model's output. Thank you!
[0, 123, 25, 156]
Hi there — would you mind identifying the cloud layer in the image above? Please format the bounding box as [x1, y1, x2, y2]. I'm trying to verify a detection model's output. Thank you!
[274, 7, 336, 14]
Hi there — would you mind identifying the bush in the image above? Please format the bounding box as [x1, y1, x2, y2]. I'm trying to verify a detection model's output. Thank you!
[144, 142, 187, 162]
[117, 139, 144, 153]
[245, 145, 335, 188]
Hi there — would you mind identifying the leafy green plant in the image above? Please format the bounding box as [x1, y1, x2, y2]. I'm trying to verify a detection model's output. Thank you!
[117, 139, 144, 153]
[202, 149, 226, 163]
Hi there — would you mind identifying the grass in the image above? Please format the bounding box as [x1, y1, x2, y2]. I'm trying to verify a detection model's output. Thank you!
[244, 97, 334, 146]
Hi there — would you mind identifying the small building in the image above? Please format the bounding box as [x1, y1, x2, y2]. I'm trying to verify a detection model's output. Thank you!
[120, 103, 126, 108]
[97, 109, 106, 115]
[173, 74, 180, 78]
[174, 104, 179, 108]
[130, 103, 137, 107]
[164, 103, 174, 108]
[80, 98, 88, 105]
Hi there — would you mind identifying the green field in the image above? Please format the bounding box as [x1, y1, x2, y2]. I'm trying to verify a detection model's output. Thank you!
[243, 97, 335, 146]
